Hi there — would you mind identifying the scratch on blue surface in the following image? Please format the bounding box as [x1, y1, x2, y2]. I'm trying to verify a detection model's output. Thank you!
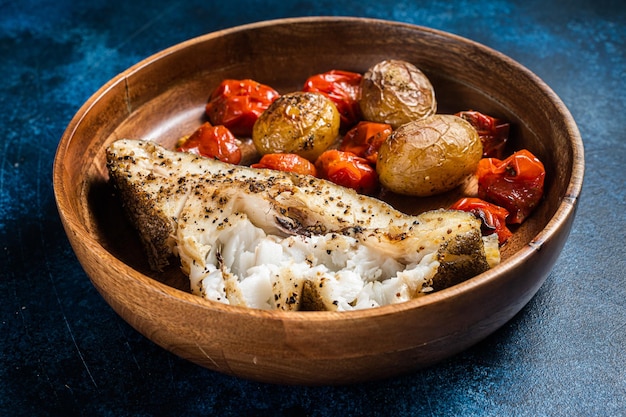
[62, 313, 98, 389]
[45, 243, 100, 388]
[0, 137, 9, 233]
[119, 320, 142, 372]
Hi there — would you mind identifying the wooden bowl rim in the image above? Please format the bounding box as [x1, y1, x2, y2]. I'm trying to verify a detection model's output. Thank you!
[53, 16, 585, 322]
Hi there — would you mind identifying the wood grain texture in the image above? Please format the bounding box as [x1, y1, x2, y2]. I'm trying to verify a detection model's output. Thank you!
[53, 17, 584, 385]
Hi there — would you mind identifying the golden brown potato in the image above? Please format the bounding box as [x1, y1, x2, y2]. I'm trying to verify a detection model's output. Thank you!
[252, 91, 340, 161]
[359, 59, 436, 128]
[376, 114, 482, 196]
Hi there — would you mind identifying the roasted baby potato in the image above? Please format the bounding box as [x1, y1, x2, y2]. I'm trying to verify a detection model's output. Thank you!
[359, 59, 436, 128]
[377, 114, 482, 196]
[252, 91, 340, 161]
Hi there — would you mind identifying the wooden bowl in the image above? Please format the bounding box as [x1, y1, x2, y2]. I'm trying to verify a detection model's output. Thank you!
[53, 17, 584, 385]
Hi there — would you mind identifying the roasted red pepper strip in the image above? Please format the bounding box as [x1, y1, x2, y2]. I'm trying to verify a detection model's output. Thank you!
[315, 149, 378, 194]
[456, 110, 510, 158]
[205, 79, 279, 137]
[339, 121, 393, 165]
[476, 149, 545, 224]
[251, 153, 318, 177]
[451, 197, 513, 244]
[303, 70, 363, 128]
[177, 122, 242, 164]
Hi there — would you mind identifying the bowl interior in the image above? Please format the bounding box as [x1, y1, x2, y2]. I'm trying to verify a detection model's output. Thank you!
[57, 17, 581, 311]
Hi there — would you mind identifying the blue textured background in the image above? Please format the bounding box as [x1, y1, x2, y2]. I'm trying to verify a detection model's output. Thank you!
[1, 1, 625, 416]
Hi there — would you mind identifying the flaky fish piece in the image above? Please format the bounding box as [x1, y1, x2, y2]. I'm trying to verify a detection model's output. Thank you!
[106, 139, 499, 311]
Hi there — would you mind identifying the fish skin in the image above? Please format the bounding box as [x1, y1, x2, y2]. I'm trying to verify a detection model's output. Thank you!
[106, 139, 497, 310]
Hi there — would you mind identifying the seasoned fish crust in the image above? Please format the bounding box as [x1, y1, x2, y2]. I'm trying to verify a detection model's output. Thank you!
[106, 139, 499, 311]
[106, 169, 177, 271]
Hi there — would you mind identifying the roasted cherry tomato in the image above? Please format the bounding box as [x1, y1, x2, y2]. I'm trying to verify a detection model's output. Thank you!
[339, 121, 393, 164]
[176, 122, 242, 164]
[251, 153, 318, 177]
[315, 149, 378, 194]
[205, 79, 280, 137]
[451, 197, 513, 244]
[303, 70, 363, 128]
[476, 149, 545, 224]
[456, 110, 510, 159]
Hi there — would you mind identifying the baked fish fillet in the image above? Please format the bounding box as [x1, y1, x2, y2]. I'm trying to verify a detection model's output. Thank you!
[106, 139, 499, 311]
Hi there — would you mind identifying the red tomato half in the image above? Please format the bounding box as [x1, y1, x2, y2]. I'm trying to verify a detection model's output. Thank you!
[251, 153, 318, 177]
[456, 110, 510, 159]
[315, 149, 378, 194]
[451, 197, 513, 244]
[303, 70, 363, 128]
[476, 149, 545, 224]
[205, 79, 279, 137]
[177, 122, 242, 164]
[339, 121, 393, 164]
